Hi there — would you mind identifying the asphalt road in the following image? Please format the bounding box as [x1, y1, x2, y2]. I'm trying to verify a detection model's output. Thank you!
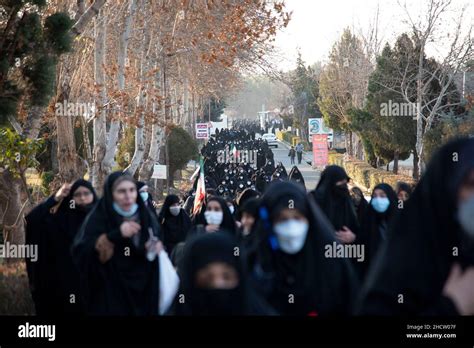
[271, 140, 320, 191]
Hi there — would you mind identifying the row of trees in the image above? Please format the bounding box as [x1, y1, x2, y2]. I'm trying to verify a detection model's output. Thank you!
[281, 0, 473, 179]
[0, 0, 290, 244]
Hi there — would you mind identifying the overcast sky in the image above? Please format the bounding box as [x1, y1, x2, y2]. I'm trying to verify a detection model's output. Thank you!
[273, 0, 473, 71]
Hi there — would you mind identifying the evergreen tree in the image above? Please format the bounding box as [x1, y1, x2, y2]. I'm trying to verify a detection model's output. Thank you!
[0, 0, 73, 124]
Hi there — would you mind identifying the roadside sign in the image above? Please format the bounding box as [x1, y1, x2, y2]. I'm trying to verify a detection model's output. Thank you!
[152, 164, 167, 179]
[308, 118, 333, 142]
[195, 123, 209, 139]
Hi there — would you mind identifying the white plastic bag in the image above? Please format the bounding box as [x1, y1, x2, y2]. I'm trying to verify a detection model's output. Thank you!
[158, 250, 180, 315]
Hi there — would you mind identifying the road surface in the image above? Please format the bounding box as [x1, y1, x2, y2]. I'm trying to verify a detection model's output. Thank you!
[272, 140, 320, 191]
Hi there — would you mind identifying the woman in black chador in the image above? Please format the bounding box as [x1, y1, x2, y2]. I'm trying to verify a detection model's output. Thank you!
[310, 165, 359, 243]
[72, 172, 162, 315]
[172, 232, 275, 315]
[25, 179, 97, 316]
[288, 165, 306, 190]
[251, 181, 358, 316]
[356, 138, 474, 315]
[158, 194, 191, 255]
[356, 183, 398, 279]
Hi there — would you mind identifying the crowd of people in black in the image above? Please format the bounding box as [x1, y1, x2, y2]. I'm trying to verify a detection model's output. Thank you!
[24, 127, 474, 316]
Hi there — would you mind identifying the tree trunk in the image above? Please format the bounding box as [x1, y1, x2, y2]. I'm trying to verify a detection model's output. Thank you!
[393, 150, 399, 174]
[102, 0, 136, 175]
[0, 170, 25, 251]
[413, 150, 419, 180]
[346, 131, 353, 157]
[91, 14, 107, 191]
[71, 0, 107, 37]
[56, 114, 86, 182]
[125, 14, 150, 176]
[415, 38, 425, 180]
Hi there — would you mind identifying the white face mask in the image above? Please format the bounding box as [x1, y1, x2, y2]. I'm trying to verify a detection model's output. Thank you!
[228, 205, 235, 214]
[458, 195, 474, 237]
[273, 219, 309, 254]
[169, 206, 181, 216]
[204, 210, 224, 225]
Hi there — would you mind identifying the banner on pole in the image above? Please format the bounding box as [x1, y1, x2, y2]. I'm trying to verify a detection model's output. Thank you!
[312, 134, 328, 168]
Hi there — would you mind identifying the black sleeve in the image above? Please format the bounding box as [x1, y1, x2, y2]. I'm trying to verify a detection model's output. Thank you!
[25, 196, 58, 224]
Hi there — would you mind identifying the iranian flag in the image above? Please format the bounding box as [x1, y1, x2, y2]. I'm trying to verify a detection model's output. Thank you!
[192, 157, 206, 215]
[232, 144, 239, 158]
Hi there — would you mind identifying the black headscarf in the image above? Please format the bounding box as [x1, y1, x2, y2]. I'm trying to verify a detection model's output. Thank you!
[235, 188, 260, 219]
[288, 166, 306, 190]
[159, 194, 191, 254]
[396, 181, 413, 197]
[205, 196, 236, 235]
[357, 183, 398, 278]
[356, 138, 474, 315]
[311, 165, 359, 233]
[96, 172, 153, 249]
[238, 197, 261, 271]
[56, 179, 98, 239]
[252, 181, 358, 316]
[25, 179, 97, 316]
[72, 171, 160, 315]
[174, 232, 275, 315]
[351, 186, 369, 225]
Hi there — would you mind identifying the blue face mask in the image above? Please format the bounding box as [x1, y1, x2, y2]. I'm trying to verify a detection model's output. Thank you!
[140, 191, 149, 202]
[371, 197, 390, 213]
[113, 202, 138, 217]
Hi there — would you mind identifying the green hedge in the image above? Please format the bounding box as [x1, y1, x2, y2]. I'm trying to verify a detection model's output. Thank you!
[328, 151, 416, 192]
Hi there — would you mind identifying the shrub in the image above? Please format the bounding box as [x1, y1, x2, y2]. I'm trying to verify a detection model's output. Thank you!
[40, 171, 54, 195]
[328, 153, 416, 191]
[0, 262, 35, 315]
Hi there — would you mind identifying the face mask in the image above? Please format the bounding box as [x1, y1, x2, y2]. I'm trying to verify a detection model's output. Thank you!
[77, 203, 94, 213]
[457, 195, 474, 237]
[204, 211, 224, 225]
[113, 202, 138, 217]
[228, 205, 235, 214]
[371, 197, 390, 213]
[273, 219, 309, 254]
[169, 206, 181, 216]
[140, 191, 149, 202]
[334, 184, 349, 196]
